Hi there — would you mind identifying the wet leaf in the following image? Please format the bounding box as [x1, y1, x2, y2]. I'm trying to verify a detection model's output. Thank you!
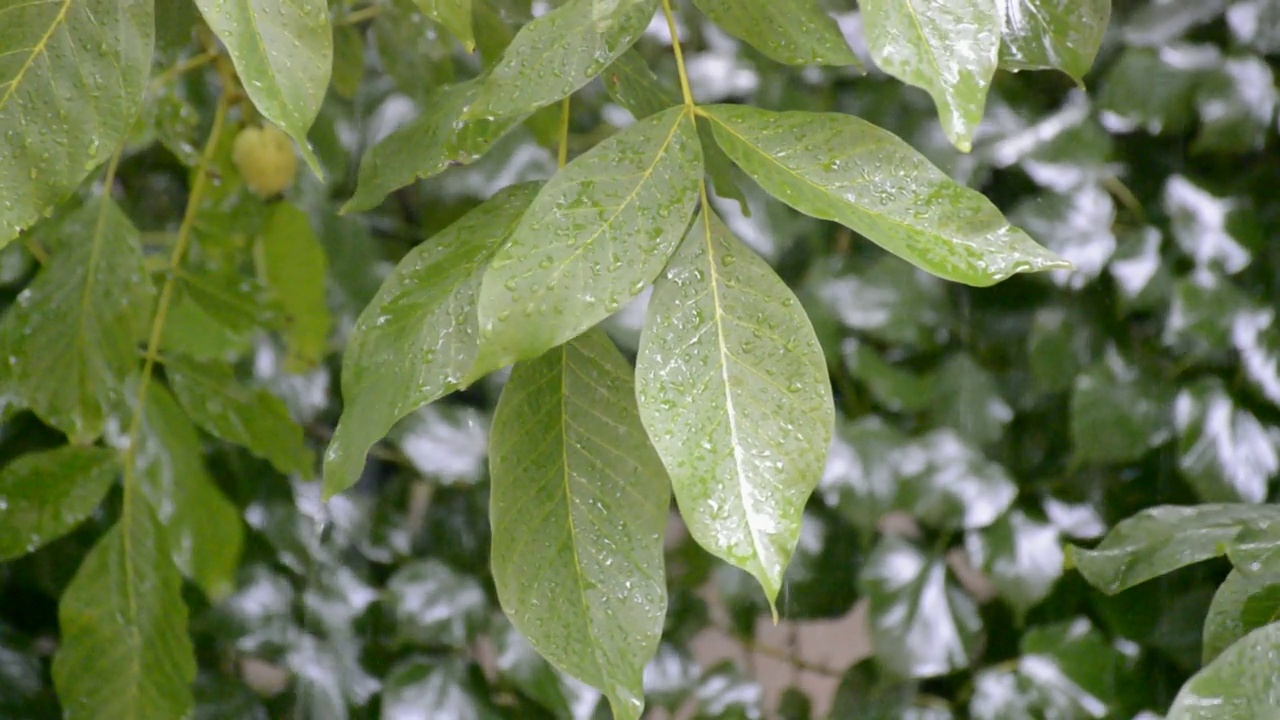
[702, 104, 1068, 286]
[1202, 569, 1280, 663]
[929, 354, 1013, 446]
[1164, 175, 1252, 275]
[466, 0, 657, 120]
[997, 0, 1109, 82]
[830, 659, 955, 719]
[330, 24, 365, 99]
[965, 509, 1064, 618]
[1232, 309, 1280, 407]
[0, 446, 118, 561]
[1166, 622, 1280, 719]
[477, 106, 701, 369]
[489, 329, 670, 720]
[1009, 183, 1116, 289]
[1174, 378, 1280, 504]
[391, 404, 490, 486]
[324, 183, 539, 498]
[381, 657, 501, 720]
[1069, 352, 1171, 465]
[859, 0, 1000, 151]
[0, 0, 154, 244]
[690, 0, 860, 67]
[1124, 0, 1227, 46]
[636, 209, 833, 605]
[1097, 46, 1210, 135]
[385, 559, 488, 648]
[860, 535, 983, 678]
[194, 0, 331, 173]
[414, 0, 475, 51]
[1192, 55, 1277, 155]
[257, 202, 331, 372]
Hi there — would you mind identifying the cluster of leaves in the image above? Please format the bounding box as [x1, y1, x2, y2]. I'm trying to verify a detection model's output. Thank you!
[1, 0, 1279, 719]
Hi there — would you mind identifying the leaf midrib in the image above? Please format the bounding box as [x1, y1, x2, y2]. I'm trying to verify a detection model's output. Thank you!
[0, 0, 72, 113]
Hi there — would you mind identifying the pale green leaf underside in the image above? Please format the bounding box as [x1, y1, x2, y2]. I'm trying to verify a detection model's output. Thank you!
[635, 209, 833, 604]
[490, 328, 669, 720]
[52, 494, 196, 720]
[477, 105, 702, 370]
[860, 0, 1000, 151]
[691, 0, 861, 67]
[1167, 622, 1280, 720]
[413, 0, 475, 50]
[0, 446, 118, 561]
[258, 202, 332, 372]
[0, 0, 154, 244]
[466, 0, 657, 119]
[324, 183, 541, 498]
[702, 105, 1068, 287]
[998, 0, 1110, 82]
[194, 0, 332, 173]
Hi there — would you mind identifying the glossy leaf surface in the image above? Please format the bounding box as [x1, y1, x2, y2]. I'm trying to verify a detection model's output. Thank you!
[0, 447, 118, 561]
[1174, 378, 1280, 504]
[997, 0, 1110, 82]
[1166, 622, 1280, 719]
[690, 0, 860, 67]
[1202, 569, 1280, 663]
[414, 0, 475, 50]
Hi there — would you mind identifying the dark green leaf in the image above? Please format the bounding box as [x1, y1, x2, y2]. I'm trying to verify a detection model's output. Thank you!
[692, 661, 763, 720]
[842, 339, 933, 414]
[1193, 55, 1277, 154]
[929, 354, 1013, 445]
[831, 659, 955, 719]
[476, 106, 701, 369]
[0, 447, 118, 561]
[1164, 273, 1251, 362]
[414, 0, 476, 50]
[493, 618, 577, 718]
[997, 0, 1110, 82]
[1174, 378, 1280, 504]
[702, 104, 1068, 286]
[690, 0, 860, 67]
[965, 510, 1064, 618]
[804, 255, 951, 349]
[1233, 308, 1280, 408]
[372, 0, 457, 101]
[1069, 352, 1171, 465]
[331, 24, 365, 99]
[489, 329, 670, 720]
[382, 658, 502, 719]
[1009, 183, 1116, 289]
[1166, 621, 1280, 719]
[257, 202, 332, 372]
[635, 209, 832, 604]
[1027, 307, 1095, 395]
[1164, 175, 1253, 275]
[1202, 569, 1280, 663]
[1228, 0, 1280, 53]
[1097, 47, 1208, 135]
[385, 560, 488, 648]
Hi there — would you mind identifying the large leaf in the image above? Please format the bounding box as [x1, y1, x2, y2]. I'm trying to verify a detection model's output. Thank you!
[997, 0, 1110, 82]
[489, 328, 670, 720]
[1202, 569, 1280, 663]
[257, 202, 332, 372]
[477, 106, 702, 368]
[689, 0, 860, 67]
[193, 0, 332, 172]
[465, 0, 657, 119]
[1167, 621, 1280, 719]
[1174, 378, 1280, 504]
[859, 0, 1001, 151]
[635, 208, 833, 604]
[0, 446, 118, 561]
[52, 493, 196, 720]
[414, 0, 475, 51]
[324, 183, 540, 498]
[0, 0, 154, 244]
[0, 198, 153, 443]
[701, 105, 1067, 286]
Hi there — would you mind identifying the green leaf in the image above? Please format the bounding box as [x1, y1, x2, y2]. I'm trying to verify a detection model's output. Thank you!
[859, 0, 1000, 151]
[689, 0, 861, 67]
[414, 0, 475, 50]
[489, 329, 670, 720]
[830, 659, 955, 719]
[385, 559, 488, 648]
[804, 254, 951, 349]
[1097, 47, 1206, 135]
[1228, 0, 1280, 53]
[165, 356, 312, 477]
[372, 0, 457, 101]
[324, 183, 540, 498]
[1203, 569, 1280, 663]
[466, 0, 657, 120]
[1167, 621, 1280, 720]
[331, 24, 365, 99]
[701, 105, 1067, 286]
[0, 446, 118, 561]
[842, 338, 932, 414]
[929, 354, 1013, 445]
[0, 198, 153, 443]
[343, 80, 524, 213]
[1069, 352, 1171, 465]
[997, 0, 1110, 82]
[132, 385, 244, 599]
[0, 0, 154, 244]
[1174, 378, 1280, 504]
[1009, 183, 1117, 289]
[257, 203, 332, 372]
[965, 510, 1064, 619]
[635, 208, 833, 605]
[1070, 504, 1280, 594]
[193, 0, 332, 173]
[1192, 55, 1277, 155]
[382, 658, 503, 720]
[1164, 175, 1253, 276]
[477, 106, 702, 368]
[52, 493, 196, 720]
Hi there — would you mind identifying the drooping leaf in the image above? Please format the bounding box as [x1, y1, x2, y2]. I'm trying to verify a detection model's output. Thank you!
[489, 329, 670, 720]
[0, 198, 153, 443]
[324, 183, 540, 498]
[477, 106, 701, 368]
[52, 493, 196, 720]
[0, 0, 154, 244]
[0, 447, 118, 561]
[689, 0, 860, 67]
[997, 0, 1110, 82]
[257, 202, 332, 372]
[859, 0, 1001, 150]
[465, 0, 657, 120]
[1166, 621, 1280, 719]
[414, 0, 475, 51]
[701, 104, 1068, 286]
[1069, 504, 1280, 594]
[1174, 378, 1280, 504]
[1202, 569, 1280, 663]
[165, 356, 312, 477]
[965, 510, 1064, 618]
[635, 208, 833, 604]
[194, 0, 331, 172]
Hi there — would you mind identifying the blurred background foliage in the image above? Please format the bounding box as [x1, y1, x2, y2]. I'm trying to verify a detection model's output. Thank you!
[3, 0, 1280, 718]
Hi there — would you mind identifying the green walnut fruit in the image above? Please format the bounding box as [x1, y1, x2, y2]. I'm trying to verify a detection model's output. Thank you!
[232, 124, 297, 197]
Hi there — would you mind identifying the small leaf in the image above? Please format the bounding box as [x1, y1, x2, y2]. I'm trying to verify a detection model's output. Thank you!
[324, 183, 540, 498]
[0, 447, 118, 561]
[1070, 504, 1280, 594]
[1174, 378, 1280, 504]
[52, 493, 196, 720]
[702, 105, 1068, 286]
[466, 0, 657, 119]
[635, 208, 833, 605]
[477, 106, 702, 368]
[0, 0, 154, 244]
[1203, 569, 1280, 663]
[997, 0, 1110, 82]
[414, 0, 475, 50]
[194, 0, 332, 173]
[1167, 622, 1280, 720]
[257, 203, 332, 372]
[165, 356, 312, 477]
[489, 329, 670, 720]
[689, 0, 861, 67]
[965, 510, 1064, 618]
[859, 0, 1001, 151]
